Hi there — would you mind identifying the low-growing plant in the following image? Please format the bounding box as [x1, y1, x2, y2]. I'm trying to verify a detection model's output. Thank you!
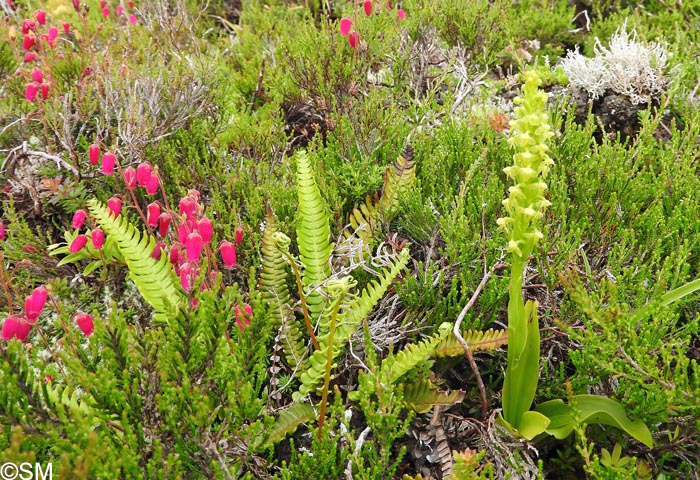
[495, 70, 653, 449]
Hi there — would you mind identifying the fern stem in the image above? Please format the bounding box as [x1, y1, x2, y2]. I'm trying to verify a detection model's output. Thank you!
[280, 249, 320, 351]
[317, 298, 341, 439]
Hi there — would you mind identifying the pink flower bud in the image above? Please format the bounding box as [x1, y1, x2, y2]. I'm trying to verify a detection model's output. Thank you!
[348, 31, 360, 49]
[36, 10, 46, 25]
[340, 17, 352, 36]
[179, 196, 197, 220]
[22, 34, 35, 51]
[385, 1, 391, 9]
[22, 20, 36, 35]
[185, 231, 203, 262]
[31, 68, 43, 83]
[116, 5, 124, 15]
[47, 27, 58, 46]
[91, 228, 104, 249]
[102, 151, 116, 175]
[73, 0, 80, 12]
[158, 213, 171, 237]
[72, 209, 87, 229]
[197, 217, 213, 243]
[128, 0, 134, 8]
[177, 223, 189, 244]
[107, 197, 122, 218]
[25, 83, 38, 102]
[123, 166, 137, 190]
[69, 234, 88, 253]
[152, 241, 165, 260]
[169, 243, 181, 266]
[74, 311, 94, 336]
[25, 286, 48, 323]
[100, 0, 106, 7]
[63, 22, 70, 34]
[146, 172, 159, 195]
[2, 315, 31, 341]
[363, 0, 372, 16]
[146, 202, 160, 227]
[397, 8, 406, 19]
[44, 375, 53, 383]
[40, 83, 49, 100]
[128, 14, 137, 25]
[0, 222, 5, 241]
[89, 143, 100, 165]
[136, 162, 152, 186]
[219, 240, 237, 268]
[234, 226, 243, 245]
[102, 7, 110, 17]
[235, 303, 252, 331]
[179, 262, 197, 291]
[23, 52, 37, 62]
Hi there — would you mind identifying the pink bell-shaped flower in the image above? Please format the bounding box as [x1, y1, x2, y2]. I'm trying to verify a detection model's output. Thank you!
[197, 216, 213, 243]
[72, 209, 87, 229]
[219, 240, 237, 268]
[25, 286, 48, 323]
[74, 311, 94, 336]
[107, 196, 122, 218]
[185, 231, 204, 262]
[89, 143, 100, 165]
[91, 228, 104, 249]
[102, 151, 116, 175]
[136, 162, 152, 186]
[146, 172, 159, 195]
[2, 315, 31, 341]
[146, 202, 160, 227]
[123, 166, 137, 190]
[69, 234, 88, 253]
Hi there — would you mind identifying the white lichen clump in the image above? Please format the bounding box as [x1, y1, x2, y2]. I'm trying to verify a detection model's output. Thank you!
[561, 25, 669, 104]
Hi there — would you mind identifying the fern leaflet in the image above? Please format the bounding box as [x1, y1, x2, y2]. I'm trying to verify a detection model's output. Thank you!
[293, 248, 410, 401]
[295, 150, 333, 322]
[87, 198, 184, 314]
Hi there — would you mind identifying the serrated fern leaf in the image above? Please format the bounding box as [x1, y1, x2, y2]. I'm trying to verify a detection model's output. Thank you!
[378, 323, 451, 387]
[260, 207, 306, 369]
[295, 150, 332, 321]
[403, 379, 466, 413]
[432, 328, 508, 358]
[293, 248, 410, 401]
[345, 145, 417, 245]
[378, 144, 416, 218]
[87, 198, 184, 314]
[260, 401, 315, 449]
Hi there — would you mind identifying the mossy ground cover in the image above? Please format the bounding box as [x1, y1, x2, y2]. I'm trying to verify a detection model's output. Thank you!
[1, 0, 700, 478]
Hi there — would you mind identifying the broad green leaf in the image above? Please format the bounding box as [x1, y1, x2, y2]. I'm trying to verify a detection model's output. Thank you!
[535, 395, 654, 448]
[518, 410, 551, 440]
[502, 299, 540, 428]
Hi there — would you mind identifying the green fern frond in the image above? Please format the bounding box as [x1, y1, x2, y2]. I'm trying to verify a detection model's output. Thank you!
[260, 401, 316, 449]
[402, 379, 466, 414]
[345, 145, 417, 245]
[348, 193, 381, 244]
[293, 248, 410, 401]
[87, 198, 184, 314]
[261, 207, 292, 324]
[260, 208, 307, 369]
[432, 328, 508, 358]
[295, 150, 333, 321]
[378, 144, 416, 219]
[378, 322, 451, 388]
